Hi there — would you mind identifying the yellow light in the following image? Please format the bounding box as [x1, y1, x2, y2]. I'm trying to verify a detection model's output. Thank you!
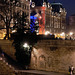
[60, 32, 65, 39]
[60, 32, 65, 36]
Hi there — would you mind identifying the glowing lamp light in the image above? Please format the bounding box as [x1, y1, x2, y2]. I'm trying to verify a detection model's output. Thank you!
[70, 32, 73, 36]
[39, 16, 42, 19]
[60, 32, 65, 36]
[23, 43, 29, 48]
[12, 30, 16, 33]
[45, 31, 50, 35]
[31, 2, 35, 8]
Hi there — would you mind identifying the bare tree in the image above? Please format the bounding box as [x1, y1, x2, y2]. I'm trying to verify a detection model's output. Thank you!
[0, 0, 26, 39]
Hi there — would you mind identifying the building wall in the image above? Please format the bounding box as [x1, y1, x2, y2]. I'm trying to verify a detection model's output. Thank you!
[45, 6, 66, 35]
[69, 15, 75, 33]
[16, 0, 30, 27]
[66, 15, 75, 39]
[0, 0, 30, 39]
[30, 6, 46, 34]
[30, 2, 67, 35]
[0, 40, 16, 61]
[30, 40, 75, 73]
[0, 39, 75, 73]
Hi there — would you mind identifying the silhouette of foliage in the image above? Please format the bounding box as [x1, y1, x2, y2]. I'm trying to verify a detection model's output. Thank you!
[12, 28, 37, 68]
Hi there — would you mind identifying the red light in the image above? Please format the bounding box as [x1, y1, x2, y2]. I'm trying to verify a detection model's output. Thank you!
[39, 7, 46, 34]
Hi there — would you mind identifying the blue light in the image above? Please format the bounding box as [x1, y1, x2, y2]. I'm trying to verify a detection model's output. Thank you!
[30, 16, 37, 19]
[30, 16, 37, 33]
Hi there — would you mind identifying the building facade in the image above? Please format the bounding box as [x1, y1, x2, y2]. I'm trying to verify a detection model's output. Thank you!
[67, 14, 75, 39]
[30, 1, 67, 37]
[0, 0, 30, 39]
[45, 3, 66, 35]
[0, 0, 67, 39]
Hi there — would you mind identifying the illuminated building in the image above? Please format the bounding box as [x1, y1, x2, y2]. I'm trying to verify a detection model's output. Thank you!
[30, 1, 67, 36]
[67, 14, 75, 39]
[46, 3, 66, 36]
[19, 0, 30, 26]
[30, 1, 47, 34]
[0, 0, 67, 38]
[30, 6, 46, 34]
[68, 14, 75, 33]
[0, 0, 30, 39]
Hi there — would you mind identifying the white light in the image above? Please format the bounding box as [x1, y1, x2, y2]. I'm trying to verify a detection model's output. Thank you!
[45, 31, 50, 35]
[26, 23, 28, 25]
[23, 43, 29, 48]
[39, 16, 42, 19]
[60, 32, 65, 36]
[35, 21, 38, 23]
[30, 0, 32, 2]
[32, 5, 35, 8]
[62, 32, 65, 35]
[31, 2, 35, 8]
[12, 30, 16, 33]
[70, 32, 73, 36]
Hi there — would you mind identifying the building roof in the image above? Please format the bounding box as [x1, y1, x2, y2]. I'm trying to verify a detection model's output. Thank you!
[51, 3, 63, 13]
[32, 0, 48, 6]
[51, 3, 62, 5]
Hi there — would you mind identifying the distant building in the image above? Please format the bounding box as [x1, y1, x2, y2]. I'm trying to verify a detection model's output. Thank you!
[19, 0, 30, 26]
[46, 3, 66, 36]
[68, 14, 75, 39]
[0, 0, 67, 39]
[69, 14, 75, 32]
[30, 1, 67, 37]
[0, 0, 30, 39]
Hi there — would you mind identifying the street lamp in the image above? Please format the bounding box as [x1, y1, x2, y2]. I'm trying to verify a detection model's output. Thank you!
[23, 43, 30, 51]
[23, 43, 29, 48]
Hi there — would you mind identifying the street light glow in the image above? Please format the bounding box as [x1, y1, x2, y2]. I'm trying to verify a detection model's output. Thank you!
[70, 32, 73, 36]
[60, 32, 65, 36]
[45, 31, 50, 35]
[12, 30, 16, 33]
[23, 43, 29, 48]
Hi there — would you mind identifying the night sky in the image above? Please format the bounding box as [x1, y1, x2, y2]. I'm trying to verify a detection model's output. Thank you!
[48, 0, 75, 18]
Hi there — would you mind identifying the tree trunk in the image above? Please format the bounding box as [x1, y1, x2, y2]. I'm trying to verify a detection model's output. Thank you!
[7, 25, 9, 39]
[4, 23, 9, 39]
